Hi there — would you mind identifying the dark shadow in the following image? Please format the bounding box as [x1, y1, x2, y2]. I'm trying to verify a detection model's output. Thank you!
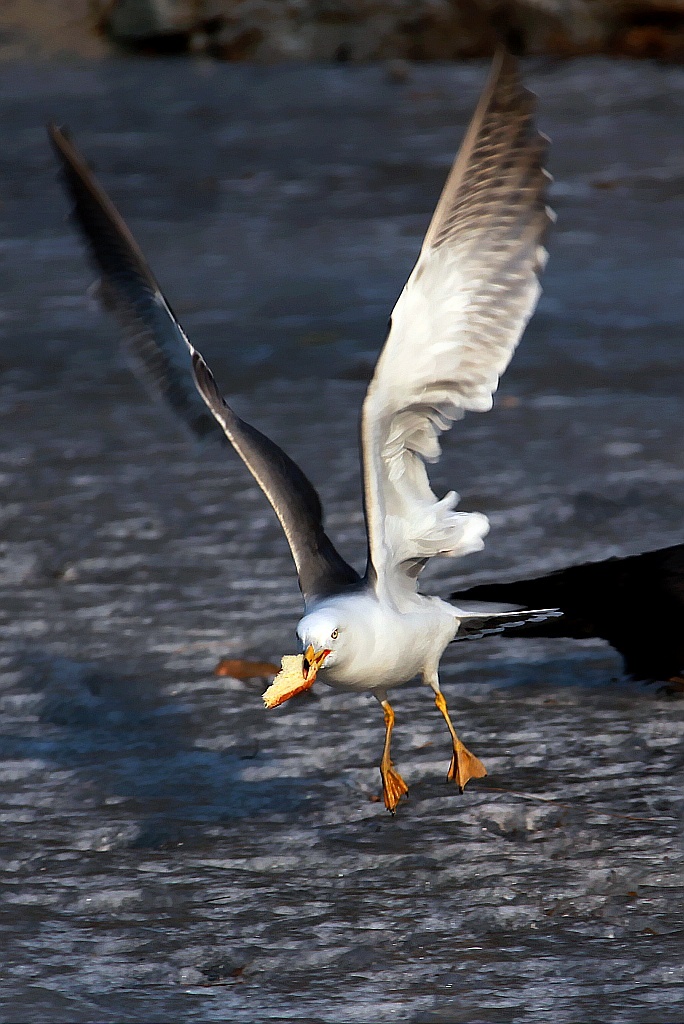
[1, 652, 309, 849]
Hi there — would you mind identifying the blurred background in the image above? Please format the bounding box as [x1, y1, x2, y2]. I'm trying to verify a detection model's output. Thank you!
[4, 0, 684, 61]
[0, 5, 683, 1024]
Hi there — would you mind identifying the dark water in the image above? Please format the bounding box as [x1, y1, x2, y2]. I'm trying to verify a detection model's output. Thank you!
[0, 57, 683, 1022]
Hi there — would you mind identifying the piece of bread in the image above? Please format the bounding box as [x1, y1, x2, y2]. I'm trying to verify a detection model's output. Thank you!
[262, 654, 313, 708]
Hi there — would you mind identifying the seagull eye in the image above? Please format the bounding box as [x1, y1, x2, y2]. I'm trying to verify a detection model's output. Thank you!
[330, 629, 339, 640]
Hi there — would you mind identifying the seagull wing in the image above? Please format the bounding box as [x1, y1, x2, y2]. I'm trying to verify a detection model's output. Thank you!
[360, 51, 552, 604]
[189, 348, 361, 601]
[48, 124, 226, 447]
[49, 124, 361, 603]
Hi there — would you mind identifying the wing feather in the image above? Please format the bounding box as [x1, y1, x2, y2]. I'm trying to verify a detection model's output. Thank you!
[361, 51, 552, 604]
[49, 124, 360, 603]
[47, 124, 224, 445]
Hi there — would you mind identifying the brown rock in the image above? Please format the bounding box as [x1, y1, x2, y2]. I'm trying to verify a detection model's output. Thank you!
[3, 0, 684, 61]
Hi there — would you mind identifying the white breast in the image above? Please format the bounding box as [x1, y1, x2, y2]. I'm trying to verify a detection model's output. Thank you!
[315, 591, 458, 694]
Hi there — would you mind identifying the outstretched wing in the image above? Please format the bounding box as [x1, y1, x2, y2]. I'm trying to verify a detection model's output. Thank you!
[49, 124, 360, 603]
[361, 51, 552, 604]
[48, 124, 226, 446]
[189, 347, 361, 601]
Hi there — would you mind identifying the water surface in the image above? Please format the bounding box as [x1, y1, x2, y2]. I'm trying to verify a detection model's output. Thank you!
[0, 57, 682, 1022]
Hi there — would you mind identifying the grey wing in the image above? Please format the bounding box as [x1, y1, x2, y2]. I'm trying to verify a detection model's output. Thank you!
[361, 50, 552, 604]
[48, 124, 225, 446]
[49, 124, 361, 603]
[189, 348, 361, 600]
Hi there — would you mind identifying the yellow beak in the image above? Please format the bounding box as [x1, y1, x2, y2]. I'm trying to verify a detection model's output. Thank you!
[303, 644, 331, 680]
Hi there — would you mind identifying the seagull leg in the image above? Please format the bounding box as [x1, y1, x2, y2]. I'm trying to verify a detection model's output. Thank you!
[427, 676, 487, 792]
[377, 696, 408, 814]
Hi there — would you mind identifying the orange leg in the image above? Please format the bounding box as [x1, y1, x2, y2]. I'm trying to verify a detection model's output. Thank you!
[434, 690, 487, 792]
[379, 699, 408, 814]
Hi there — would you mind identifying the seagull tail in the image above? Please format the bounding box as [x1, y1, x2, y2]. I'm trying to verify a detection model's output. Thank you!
[451, 606, 562, 642]
[451, 561, 613, 640]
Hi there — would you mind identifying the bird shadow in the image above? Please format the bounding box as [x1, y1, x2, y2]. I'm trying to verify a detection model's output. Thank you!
[0, 651, 310, 849]
[443, 641, 668, 699]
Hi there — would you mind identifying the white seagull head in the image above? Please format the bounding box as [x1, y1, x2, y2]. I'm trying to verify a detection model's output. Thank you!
[296, 607, 347, 677]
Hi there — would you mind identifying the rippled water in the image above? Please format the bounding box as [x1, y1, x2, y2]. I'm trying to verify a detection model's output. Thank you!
[0, 57, 683, 1022]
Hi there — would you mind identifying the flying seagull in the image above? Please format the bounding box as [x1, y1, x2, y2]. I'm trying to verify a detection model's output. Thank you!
[453, 543, 684, 684]
[49, 50, 556, 813]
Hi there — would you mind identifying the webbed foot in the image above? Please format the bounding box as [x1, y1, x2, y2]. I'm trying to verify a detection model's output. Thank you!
[380, 762, 409, 814]
[378, 698, 408, 814]
[447, 741, 487, 792]
[434, 690, 487, 792]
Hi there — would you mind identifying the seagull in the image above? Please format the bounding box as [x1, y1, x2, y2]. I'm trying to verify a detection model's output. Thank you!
[49, 50, 556, 813]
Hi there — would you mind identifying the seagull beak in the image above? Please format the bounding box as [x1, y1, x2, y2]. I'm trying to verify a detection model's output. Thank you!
[302, 644, 331, 681]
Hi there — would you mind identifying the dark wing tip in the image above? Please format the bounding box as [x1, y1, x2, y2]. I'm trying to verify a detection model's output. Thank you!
[47, 121, 63, 144]
[48, 121, 159, 292]
[483, 45, 531, 111]
[47, 121, 67, 146]
[422, 45, 550, 257]
[47, 123, 86, 192]
[48, 123, 233, 452]
[47, 122, 88, 181]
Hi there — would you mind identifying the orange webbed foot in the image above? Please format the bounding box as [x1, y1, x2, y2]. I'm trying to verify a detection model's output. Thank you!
[447, 742, 487, 793]
[380, 763, 409, 814]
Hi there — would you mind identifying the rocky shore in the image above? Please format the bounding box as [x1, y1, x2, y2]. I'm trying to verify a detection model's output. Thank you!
[2, 0, 684, 62]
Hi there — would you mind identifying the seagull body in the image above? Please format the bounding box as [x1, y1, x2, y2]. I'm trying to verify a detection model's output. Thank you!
[49, 50, 555, 812]
[297, 590, 458, 693]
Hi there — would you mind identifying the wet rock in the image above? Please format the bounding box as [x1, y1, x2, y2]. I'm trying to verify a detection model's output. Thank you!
[106, 0, 192, 41]
[118, 0, 684, 61]
[7, 0, 682, 60]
